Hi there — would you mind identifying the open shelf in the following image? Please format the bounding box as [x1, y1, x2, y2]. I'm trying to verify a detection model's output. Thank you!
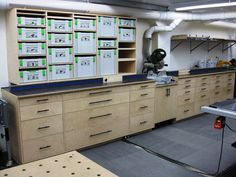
[118, 58, 136, 61]
[118, 60, 136, 73]
[119, 50, 136, 58]
[119, 42, 136, 48]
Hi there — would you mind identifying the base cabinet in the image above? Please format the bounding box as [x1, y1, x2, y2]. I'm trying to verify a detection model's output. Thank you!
[155, 86, 177, 123]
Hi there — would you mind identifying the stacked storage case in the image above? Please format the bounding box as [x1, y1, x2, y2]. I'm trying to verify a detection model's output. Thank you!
[17, 14, 47, 83]
[47, 18, 73, 80]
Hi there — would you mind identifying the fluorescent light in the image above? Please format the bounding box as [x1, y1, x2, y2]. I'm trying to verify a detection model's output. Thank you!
[206, 21, 236, 28]
[176, 2, 236, 11]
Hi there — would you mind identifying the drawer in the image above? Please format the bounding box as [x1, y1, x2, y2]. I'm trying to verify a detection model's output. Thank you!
[178, 78, 195, 85]
[177, 103, 195, 120]
[64, 119, 129, 151]
[20, 95, 62, 107]
[227, 77, 235, 84]
[130, 113, 154, 134]
[195, 86, 209, 93]
[177, 94, 195, 106]
[63, 86, 129, 101]
[210, 84, 223, 90]
[177, 88, 195, 96]
[211, 74, 226, 83]
[21, 115, 63, 141]
[22, 134, 64, 163]
[130, 82, 155, 91]
[195, 76, 210, 83]
[195, 92, 210, 101]
[130, 88, 155, 102]
[130, 98, 154, 117]
[64, 103, 129, 132]
[20, 102, 62, 121]
[63, 92, 129, 113]
[178, 83, 195, 90]
[195, 81, 208, 87]
[226, 82, 234, 87]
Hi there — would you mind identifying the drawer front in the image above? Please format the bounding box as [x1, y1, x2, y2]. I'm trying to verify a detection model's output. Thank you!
[130, 99, 154, 117]
[130, 83, 155, 91]
[211, 74, 226, 83]
[22, 134, 64, 163]
[227, 73, 235, 81]
[210, 84, 223, 91]
[20, 95, 62, 107]
[177, 88, 195, 96]
[177, 94, 195, 106]
[195, 92, 210, 101]
[178, 83, 195, 90]
[20, 102, 62, 121]
[177, 103, 195, 120]
[21, 115, 63, 141]
[178, 78, 195, 85]
[195, 81, 208, 87]
[130, 88, 154, 102]
[226, 82, 234, 87]
[225, 86, 234, 99]
[130, 113, 154, 134]
[64, 103, 129, 132]
[63, 86, 129, 101]
[195, 76, 210, 83]
[195, 86, 209, 93]
[63, 92, 129, 113]
[64, 119, 129, 151]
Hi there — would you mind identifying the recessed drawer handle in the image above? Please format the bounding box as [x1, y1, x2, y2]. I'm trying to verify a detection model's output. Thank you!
[185, 91, 190, 94]
[228, 79, 232, 81]
[140, 85, 148, 89]
[184, 98, 190, 101]
[37, 109, 49, 113]
[201, 83, 207, 86]
[216, 86, 220, 88]
[140, 121, 147, 125]
[140, 106, 148, 109]
[216, 81, 220, 83]
[228, 83, 232, 85]
[201, 88, 206, 91]
[215, 92, 220, 95]
[185, 80, 191, 83]
[89, 113, 112, 120]
[184, 109, 189, 113]
[39, 145, 51, 150]
[38, 126, 50, 130]
[90, 130, 112, 137]
[202, 78, 207, 80]
[89, 90, 112, 95]
[201, 95, 206, 98]
[89, 99, 112, 105]
[216, 76, 221, 78]
[140, 93, 148, 97]
[185, 85, 191, 88]
[36, 99, 49, 102]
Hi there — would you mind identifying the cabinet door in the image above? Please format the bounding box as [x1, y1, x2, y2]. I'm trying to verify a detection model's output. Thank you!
[155, 86, 176, 123]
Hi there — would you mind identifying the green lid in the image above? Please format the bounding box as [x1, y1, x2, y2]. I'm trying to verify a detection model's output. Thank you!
[42, 43, 45, 49]
[41, 29, 45, 36]
[75, 57, 78, 63]
[69, 65, 72, 71]
[93, 57, 95, 62]
[49, 48, 52, 55]
[42, 59, 46, 65]
[69, 48, 72, 54]
[48, 33, 51, 40]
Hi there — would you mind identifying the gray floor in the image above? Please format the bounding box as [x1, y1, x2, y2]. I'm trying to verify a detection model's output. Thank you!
[81, 114, 236, 177]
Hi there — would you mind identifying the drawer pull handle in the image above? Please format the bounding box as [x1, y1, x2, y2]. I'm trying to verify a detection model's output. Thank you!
[201, 88, 206, 91]
[216, 86, 220, 88]
[216, 81, 220, 83]
[184, 98, 190, 101]
[140, 121, 147, 125]
[185, 80, 191, 83]
[185, 91, 190, 94]
[185, 85, 191, 88]
[228, 89, 231, 92]
[36, 99, 49, 102]
[184, 109, 189, 113]
[89, 99, 112, 105]
[89, 113, 112, 120]
[216, 76, 221, 78]
[140, 106, 148, 109]
[89, 90, 112, 95]
[90, 130, 112, 137]
[202, 78, 207, 80]
[215, 92, 220, 95]
[201, 83, 207, 86]
[140, 85, 148, 89]
[228, 79, 232, 81]
[39, 145, 51, 150]
[38, 126, 50, 130]
[201, 95, 206, 98]
[140, 93, 148, 97]
[37, 109, 49, 113]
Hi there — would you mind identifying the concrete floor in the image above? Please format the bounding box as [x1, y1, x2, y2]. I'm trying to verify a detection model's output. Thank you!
[81, 114, 236, 177]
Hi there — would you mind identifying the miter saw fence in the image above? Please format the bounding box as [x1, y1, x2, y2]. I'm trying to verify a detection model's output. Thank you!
[143, 48, 167, 74]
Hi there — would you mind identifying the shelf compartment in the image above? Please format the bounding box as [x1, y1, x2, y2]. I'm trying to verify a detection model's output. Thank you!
[118, 48, 136, 50]
[119, 50, 136, 58]
[118, 58, 136, 62]
[48, 62, 74, 65]
[118, 42, 136, 48]
[118, 60, 136, 74]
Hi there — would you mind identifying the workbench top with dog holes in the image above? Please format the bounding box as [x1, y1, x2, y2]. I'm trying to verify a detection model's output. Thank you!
[1, 79, 155, 164]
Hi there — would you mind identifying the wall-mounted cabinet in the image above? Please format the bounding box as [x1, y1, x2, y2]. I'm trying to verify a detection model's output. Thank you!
[6, 8, 137, 85]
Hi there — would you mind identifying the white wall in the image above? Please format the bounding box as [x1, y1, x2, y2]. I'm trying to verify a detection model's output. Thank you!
[156, 21, 235, 71]
[0, 10, 8, 97]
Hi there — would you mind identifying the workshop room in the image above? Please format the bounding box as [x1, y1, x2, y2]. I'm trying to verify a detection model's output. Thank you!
[1, 0, 236, 176]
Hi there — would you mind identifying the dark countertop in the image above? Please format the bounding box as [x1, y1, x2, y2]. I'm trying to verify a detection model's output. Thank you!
[2, 79, 155, 98]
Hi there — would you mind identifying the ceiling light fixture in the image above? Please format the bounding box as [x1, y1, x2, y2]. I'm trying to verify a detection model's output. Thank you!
[176, 1, 236, 11]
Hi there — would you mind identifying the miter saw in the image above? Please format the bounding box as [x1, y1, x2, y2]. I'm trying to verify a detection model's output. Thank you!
[143, 48, 172, 84]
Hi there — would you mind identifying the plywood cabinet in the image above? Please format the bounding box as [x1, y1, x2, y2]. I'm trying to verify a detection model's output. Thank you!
[155, 85, 177, 123]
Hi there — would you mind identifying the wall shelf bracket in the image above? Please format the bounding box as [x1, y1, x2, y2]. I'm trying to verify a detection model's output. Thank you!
[222, 41, 236, 52]
[207, 40, 223, 52]
[190, 40, 207, 53]
[171, 40, 184, 52]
